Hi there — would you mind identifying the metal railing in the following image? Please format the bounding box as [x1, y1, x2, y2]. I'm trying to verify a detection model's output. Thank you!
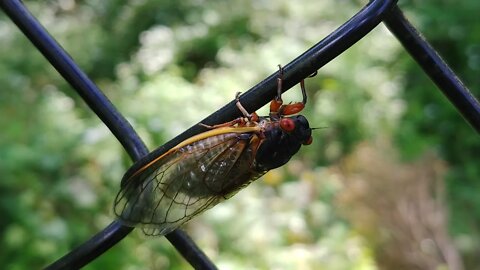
[1, 0, 479, 269]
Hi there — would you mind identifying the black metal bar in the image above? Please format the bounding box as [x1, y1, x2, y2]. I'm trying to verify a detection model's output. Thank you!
[44, 222, 133, 270]
[0, 1, 216, 269]
[383, 6, 480, 133]
[0, 0, 147, 161]
[165, 231, 219, 269]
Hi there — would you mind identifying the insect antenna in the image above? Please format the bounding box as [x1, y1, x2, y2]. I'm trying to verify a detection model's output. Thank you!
[310, 126, 328, 131]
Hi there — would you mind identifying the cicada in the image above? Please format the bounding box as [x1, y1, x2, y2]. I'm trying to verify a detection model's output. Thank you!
[114, 67, 313, 236]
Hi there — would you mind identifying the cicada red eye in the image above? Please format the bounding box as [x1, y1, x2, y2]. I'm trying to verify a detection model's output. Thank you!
[279, 118, 295, 132]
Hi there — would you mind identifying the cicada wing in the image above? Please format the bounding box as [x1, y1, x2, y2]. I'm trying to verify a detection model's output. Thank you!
[114, 133, 254, 236]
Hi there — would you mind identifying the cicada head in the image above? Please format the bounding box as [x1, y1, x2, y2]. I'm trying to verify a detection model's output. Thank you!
[254, 115, 312, 172]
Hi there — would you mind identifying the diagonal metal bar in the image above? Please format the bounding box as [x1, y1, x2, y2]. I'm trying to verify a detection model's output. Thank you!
[383, 6, 480, 133]
[0, 0, 147, 161]
[1, 0, 400, 268]
[0, 1, 216, 269]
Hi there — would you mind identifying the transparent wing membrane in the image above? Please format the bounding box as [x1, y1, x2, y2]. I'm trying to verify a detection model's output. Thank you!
[114, 132, 256, 236]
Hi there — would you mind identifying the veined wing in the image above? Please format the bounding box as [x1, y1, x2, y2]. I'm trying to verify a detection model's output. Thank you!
[114, 132, 258, 236]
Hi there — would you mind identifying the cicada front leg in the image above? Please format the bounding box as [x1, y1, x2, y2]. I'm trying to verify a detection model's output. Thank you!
[200, 92, 259, 129]
[234, 92, 259, 124]
[269, 65, 308, 119]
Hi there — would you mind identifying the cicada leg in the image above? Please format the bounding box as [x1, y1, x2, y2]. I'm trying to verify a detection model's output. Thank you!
[269, 65, 309, 119]
[200, 92, 259, 129]
[235, 92, 259, 123]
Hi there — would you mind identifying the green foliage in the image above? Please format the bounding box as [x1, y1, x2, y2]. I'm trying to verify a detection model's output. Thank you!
[1, 0, 478, 269]
[396, 2, 480, 265]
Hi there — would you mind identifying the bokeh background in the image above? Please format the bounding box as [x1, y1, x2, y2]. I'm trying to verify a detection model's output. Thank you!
[1, 0, 479, 269]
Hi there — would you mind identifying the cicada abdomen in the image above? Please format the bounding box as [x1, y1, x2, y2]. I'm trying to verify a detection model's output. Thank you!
[114, 66, 313, 236]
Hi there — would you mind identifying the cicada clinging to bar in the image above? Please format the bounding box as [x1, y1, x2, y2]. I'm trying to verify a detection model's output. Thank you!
[114, 66, 313, 236]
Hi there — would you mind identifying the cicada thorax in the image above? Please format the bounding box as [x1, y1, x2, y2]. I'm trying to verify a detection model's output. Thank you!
[254, 115, 312, 172]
